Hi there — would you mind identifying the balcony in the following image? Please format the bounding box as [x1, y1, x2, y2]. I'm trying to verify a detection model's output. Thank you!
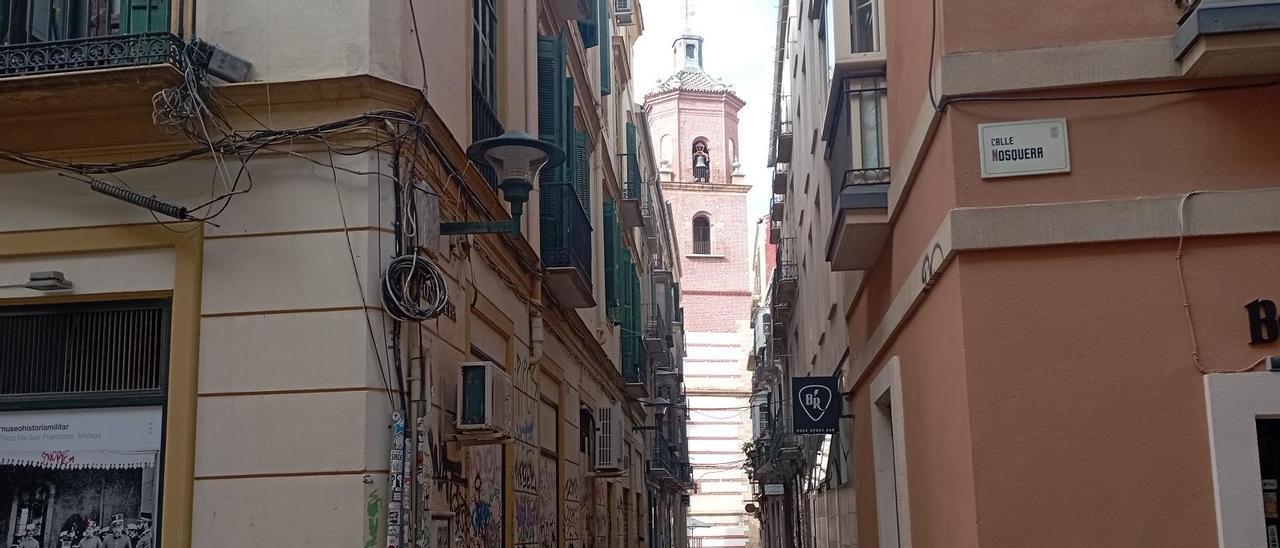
[768, 216, 781, 245]
[770, 193, 785, 220]
[826, 167, 890, 271]
[622, 332, 649, 398]
[620, 155, 644, 229]
[1175, 0, 1280, 77]
[772, 163, 790, 194]
[774, 120, 793, 163]
[773, 237, 798, 304]
[0, 0, 183, 79]
[640, 184, 659, 239]
[644, 302, 670, 349]
[649, 431, 676, 483]
[541, 183, 596, 307]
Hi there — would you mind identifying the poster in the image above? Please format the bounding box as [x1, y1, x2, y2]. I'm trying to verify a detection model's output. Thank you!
[0, 406, 162, 548]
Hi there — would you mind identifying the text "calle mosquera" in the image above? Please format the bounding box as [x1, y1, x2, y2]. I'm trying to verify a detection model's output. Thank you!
[990, 136, 1045, 162]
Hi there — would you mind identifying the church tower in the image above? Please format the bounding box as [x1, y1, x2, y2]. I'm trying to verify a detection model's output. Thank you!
[644, 27, 757, 548]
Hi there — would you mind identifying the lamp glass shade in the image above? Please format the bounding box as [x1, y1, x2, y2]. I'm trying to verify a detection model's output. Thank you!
[466, 130, 567, 195]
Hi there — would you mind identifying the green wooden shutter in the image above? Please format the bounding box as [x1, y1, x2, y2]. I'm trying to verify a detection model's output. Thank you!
[604, 201, 619, 321]
[564, 76, 576, 184]
[123, 0, 168, 34]
[625, 122, 639, 186]
[574, 129, 591, 208]
[599, 0, 612, 96]
[537, 35, 565, 183]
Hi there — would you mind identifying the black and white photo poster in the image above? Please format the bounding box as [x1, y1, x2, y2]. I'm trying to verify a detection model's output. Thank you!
[0, 406, 162, 548]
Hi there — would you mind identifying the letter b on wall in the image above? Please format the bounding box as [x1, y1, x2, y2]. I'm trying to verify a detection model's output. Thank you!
[1247, 299, 1279, 344]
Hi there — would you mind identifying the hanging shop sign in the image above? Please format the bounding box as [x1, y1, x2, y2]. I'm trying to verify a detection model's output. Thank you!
[979, 118, 1071, 178]
[763, 484, 785, 496]
[792, 376, 840, 435]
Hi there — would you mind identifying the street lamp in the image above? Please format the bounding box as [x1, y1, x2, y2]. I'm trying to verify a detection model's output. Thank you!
[440, 130, 565, 238]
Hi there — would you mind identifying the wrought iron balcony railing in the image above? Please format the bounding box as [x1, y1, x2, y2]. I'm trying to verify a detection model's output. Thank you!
[0, 31, 182, 78]
[841, 166, 891, 190]
[471, 87, 504, 186]
[649, 431, 676, 478]
[0, 0, 181, 78]
[540, 182, 593, 286]
[622, 332, 645, 384]
[644, 302, 669, 343]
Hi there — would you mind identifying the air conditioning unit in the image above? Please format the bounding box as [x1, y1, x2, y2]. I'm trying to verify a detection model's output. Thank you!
[615, 0, 637, 25]
[594, 403, 625, 472]
[456, 361, 513, 436]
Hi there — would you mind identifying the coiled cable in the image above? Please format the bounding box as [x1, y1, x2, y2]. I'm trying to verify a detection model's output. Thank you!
[381, 254, 448, 321]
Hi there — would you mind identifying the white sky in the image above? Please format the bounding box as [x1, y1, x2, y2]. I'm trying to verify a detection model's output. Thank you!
[633, 0, 776, 223]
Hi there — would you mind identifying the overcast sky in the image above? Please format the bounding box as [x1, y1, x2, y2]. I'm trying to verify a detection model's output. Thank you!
[633, 0, 776, 224]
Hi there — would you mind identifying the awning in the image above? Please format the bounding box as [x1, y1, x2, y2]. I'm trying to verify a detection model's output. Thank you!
[1, 450, 158, 470]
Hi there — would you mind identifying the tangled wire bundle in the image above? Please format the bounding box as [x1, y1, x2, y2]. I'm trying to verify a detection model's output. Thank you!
[381, 254, 449, 322]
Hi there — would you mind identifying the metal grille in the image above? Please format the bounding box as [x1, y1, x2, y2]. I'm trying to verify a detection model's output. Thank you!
[0, 300, 169, 396]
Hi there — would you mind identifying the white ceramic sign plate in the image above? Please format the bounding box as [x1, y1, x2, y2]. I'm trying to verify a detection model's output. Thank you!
[979, 118, 1071, 178]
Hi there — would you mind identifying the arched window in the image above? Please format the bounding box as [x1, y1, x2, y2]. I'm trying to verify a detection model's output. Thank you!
[693, 215, 711, 255]
[691, 139, 711, 182]
[660, 134, 673, 166]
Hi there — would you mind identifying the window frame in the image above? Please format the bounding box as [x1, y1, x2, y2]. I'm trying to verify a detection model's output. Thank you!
[692, 215, 712, 255]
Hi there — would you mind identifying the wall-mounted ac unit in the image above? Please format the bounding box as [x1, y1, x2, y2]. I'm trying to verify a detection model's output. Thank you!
[615, 0, 637, 25]
[594, 403, 625, 472]
[456, 361, 512, 436]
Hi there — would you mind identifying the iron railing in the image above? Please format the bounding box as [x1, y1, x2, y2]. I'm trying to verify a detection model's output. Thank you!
[622, 333, 645, 384]
[644, 303, 669, 342]
[649, 431, 675, 477]
[471, 87, 504, 186]
[540, 182, 593, 286]
[841, 166, 891, 189]
[0, 30, 182, 77]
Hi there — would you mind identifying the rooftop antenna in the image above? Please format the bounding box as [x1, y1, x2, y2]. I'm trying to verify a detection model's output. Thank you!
[683, 0, 693, 33]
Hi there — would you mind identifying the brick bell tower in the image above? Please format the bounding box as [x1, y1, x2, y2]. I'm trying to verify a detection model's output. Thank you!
[643, 28, 757, 548]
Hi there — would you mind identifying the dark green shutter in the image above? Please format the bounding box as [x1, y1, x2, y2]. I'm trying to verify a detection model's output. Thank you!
[123, 0, 168, 33]
[574, 129, 591, 208]
[537, 35, 565, 184]
[579, 0, 598, 48]
[599, 0, 612, 96]
[625, 122, 639, 186]
[604, 201, 619, 322]
[564, 76, 576, 184]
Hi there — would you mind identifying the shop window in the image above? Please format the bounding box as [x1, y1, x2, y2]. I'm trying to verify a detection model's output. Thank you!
[0, 300, 169, 548]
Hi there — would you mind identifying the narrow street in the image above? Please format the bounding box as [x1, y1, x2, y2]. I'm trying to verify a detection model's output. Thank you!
[1, 0, 1279, 547]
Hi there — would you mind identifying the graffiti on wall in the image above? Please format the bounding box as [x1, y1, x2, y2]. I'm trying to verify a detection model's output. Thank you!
[470, 444, 503, 547]
[538, 454, 559, 547]
[564, 466, 582, 542]
[364, 488, 381, 548]
[515, 492, 538, 545]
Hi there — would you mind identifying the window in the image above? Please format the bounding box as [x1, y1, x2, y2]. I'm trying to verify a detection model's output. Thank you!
[472, 0, 502, 149]
[851, 0, 878, 54]
[849, 76, 887, 169]
[0, 300, 170, 548]
[692, 216, 711, 255]
[686, 44, 696, 60]
[692, 140, 711, 182]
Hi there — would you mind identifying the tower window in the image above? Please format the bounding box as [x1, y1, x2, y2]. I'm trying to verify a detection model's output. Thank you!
[692, 140, 711, 182]
[693, 215, 711, 255]
[686, 44, 696, 60]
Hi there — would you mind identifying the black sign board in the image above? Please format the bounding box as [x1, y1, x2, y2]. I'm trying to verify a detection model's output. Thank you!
[792, 376, 840, 434]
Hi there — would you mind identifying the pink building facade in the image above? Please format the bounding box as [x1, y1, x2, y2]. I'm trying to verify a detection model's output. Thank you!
[645, 33, 759, 548]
